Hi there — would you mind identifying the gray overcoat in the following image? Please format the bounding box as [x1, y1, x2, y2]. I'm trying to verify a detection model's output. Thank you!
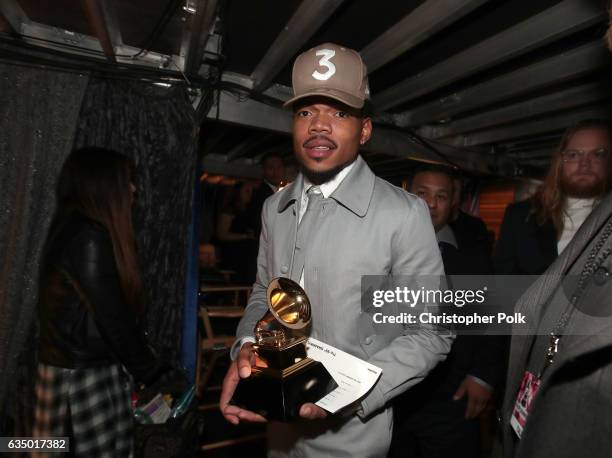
[234, 156, 453, 457]
[502, 190, 612, 458]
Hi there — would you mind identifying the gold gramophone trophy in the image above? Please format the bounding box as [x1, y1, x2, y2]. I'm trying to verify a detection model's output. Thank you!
[232, 277, 337, 421]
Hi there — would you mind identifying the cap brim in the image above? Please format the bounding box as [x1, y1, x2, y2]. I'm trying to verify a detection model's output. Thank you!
[282, 87, 364, 110]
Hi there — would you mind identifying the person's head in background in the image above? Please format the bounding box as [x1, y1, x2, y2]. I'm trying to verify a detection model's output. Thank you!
[410, 164, 456, 232]
[261, 152, 286, 187]
[223, 181, 255, 213]
[53, 147, 142, 310]
[533, 120, 612, 231]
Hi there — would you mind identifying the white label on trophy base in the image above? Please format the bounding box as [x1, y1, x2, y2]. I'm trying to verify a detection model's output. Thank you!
[305, 337, 383, 414]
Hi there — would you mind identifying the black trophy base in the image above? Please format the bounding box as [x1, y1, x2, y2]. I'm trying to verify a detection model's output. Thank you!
[232, 359, 336, 421]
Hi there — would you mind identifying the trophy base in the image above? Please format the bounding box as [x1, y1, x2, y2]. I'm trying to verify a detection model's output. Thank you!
[232, 358, 337, 421]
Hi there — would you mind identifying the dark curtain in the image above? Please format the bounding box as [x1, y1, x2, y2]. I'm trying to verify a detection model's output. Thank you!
[73, 79, 198, 361]
[0, 63, 89, 432]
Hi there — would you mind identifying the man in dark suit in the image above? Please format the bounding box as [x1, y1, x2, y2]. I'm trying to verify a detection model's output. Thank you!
[246, 152, 286, 239]
[494, 120, 612, 275]
[391, 165, 505, 458]
[450, 175, 492, 257]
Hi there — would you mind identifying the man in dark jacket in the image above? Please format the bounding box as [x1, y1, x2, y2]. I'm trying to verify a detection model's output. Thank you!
[246, 152, 286, 239]
[450, 175, 492, 258]
[390, 165, 505, 458]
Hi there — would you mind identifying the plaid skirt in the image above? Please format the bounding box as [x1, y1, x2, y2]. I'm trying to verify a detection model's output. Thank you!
[33, 363, 133, 457]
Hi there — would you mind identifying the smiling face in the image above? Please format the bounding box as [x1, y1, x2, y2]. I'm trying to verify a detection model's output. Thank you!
[411, 171, 454, 231]
[292, 97, 372, 184]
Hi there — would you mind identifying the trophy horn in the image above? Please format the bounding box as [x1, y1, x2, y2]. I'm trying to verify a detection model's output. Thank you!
[266, 277, 311, 330]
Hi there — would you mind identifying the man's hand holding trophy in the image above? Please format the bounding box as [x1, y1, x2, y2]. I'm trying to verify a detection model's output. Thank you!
[220, 278, 337, 423]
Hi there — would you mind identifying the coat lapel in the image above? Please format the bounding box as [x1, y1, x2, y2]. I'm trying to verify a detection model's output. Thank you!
[329, 155, 375, 217]
[546, 244, 612, 379]
[504, 191, 612, 419]
[277, 174, 303, 214]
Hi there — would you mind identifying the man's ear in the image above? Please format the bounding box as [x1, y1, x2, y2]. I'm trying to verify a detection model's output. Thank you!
[360, 118, 372, 145]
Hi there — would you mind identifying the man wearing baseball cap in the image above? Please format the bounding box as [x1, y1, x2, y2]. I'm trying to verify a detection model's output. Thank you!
[220, 43, 453, 457]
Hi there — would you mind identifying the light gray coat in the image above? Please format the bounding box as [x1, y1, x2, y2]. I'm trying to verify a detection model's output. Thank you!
[235, 156, 453, 457]
[502, 190, 612, 458]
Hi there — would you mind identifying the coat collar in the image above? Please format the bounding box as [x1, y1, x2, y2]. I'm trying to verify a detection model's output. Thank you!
[277, 173, 302, 213]
[277, 155, 375, 217]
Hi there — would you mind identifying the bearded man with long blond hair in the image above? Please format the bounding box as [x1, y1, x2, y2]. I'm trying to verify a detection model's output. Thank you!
[494, 120, 612, 275]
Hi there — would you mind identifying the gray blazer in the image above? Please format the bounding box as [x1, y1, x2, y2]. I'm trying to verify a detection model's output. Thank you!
[502, 190, 612, 458]
[235, 156, 453, 457]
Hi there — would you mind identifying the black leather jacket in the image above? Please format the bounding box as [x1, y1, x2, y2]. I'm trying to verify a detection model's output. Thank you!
[38, 212, 161, 385]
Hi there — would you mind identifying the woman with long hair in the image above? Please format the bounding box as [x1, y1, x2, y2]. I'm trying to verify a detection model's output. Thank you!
[34, 147, 164, 456]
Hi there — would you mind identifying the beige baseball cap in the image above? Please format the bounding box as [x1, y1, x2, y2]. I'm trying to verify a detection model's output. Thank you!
[283, 43, 370, 109]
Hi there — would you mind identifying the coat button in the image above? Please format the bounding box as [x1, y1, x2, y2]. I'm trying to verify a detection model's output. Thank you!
[281, 265, 288, 274]
[364, 336, 373, 345]
[594, 267, 611, 286]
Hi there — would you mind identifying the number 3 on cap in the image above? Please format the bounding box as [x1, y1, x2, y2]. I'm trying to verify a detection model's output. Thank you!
[312, 49, 336, 81]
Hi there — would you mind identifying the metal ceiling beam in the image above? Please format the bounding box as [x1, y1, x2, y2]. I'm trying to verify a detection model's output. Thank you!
[423, 80, 611, 139]
[0, 0, 29, 33]
[505, 143, 559, 155]
[207, 90, 293, 133]
[82, 0, 120, 62]
[364, 128, 515, 175]
[225, 133, 275, 161]
[202, 154, 261, 179]
[251, 139, 293, 163]
[206, 90, 514, 175]
[361, 0, 488, 73]
[180, 0, 218, 75]
[98, 0, 122, 47]
[397, 41, 610, 127]
[19, 20, 105, 57]
[503, 134, 563, 149]
[9, 19, 182, 69]
[218, 69, 293, 102]
[445, 105, 612, 147]
[374, 0, 605, 111]
[251, 0, 346, 92]
[506, 148, 554, 160]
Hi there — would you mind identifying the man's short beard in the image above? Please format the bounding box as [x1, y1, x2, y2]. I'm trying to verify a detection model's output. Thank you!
[560, 175, 607, 199]
[300, 158, 357, 185]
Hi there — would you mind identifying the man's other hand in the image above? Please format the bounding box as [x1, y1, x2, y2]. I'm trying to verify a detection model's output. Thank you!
[452, 376, 492, 419]
[299, 403, 328, 420]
